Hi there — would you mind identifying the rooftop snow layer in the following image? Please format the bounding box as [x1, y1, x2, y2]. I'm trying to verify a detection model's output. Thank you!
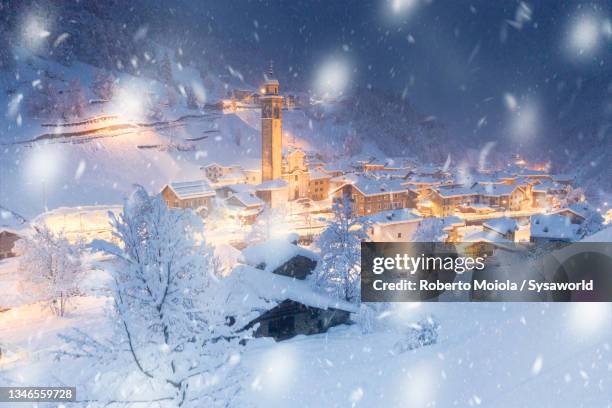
[168, 180, 215, 199]
[257, 179, 289, 190]
[242, 238, 317, 273]
[226, 192, 264, 208]
[230, 264, 358, 312]
[368, 208, 422, 225]
[483, 217, 518, 235]
[530, 214, 580, 241]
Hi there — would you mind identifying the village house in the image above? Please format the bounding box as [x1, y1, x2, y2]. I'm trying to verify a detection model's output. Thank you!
[331, 176, 416, 217]
[255, 179, 289, 209]
[530, 214, 580, 244]
[229, 238, 356, 340]
[223, 192, 265, 225]
[308, 170, 331, 201]
[367, 208, 422, 241]
[0, 229, 20, 259]
[430, 182, 530, 217]
[203, 162, 261, 185]
[161, 180, 216, 215]
[477, 184, 528, 211]
[430, 186, 479, 217]
[532, 181, 569, 208]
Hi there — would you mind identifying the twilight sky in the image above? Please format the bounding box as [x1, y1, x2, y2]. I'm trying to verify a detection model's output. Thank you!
[160, 0, 611, 145]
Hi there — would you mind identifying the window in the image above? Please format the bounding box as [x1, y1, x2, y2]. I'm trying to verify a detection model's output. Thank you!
[397, 232, 402, 238]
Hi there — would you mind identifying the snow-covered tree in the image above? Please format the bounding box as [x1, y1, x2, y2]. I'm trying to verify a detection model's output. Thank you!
[60, 79, 87, 120]
[27, 81, 58, 119]
[315, 197, 369, 303]
[574, 202, 605, 237]
[413, 217, 447, 242]
[158, 52, 173, 83]
[91, 69, 116, 100]
[247, 205, 290, 243]
[15, 227, 83, 317]
[59, 186, 249, 406]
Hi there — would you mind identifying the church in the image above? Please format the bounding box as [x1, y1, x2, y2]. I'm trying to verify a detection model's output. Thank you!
[256, 64, 329, 206]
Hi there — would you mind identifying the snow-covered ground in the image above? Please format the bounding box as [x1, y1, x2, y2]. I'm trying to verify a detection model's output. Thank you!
[1, 252, 610, 407]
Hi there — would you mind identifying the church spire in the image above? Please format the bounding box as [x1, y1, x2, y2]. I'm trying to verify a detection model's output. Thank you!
[267, 60, 275, 80]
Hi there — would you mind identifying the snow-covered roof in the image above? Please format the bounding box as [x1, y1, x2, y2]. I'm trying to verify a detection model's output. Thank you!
[226, 192, 264, 208]
[217, 183, 255, 194]
[309, 169, 331, 180]
[551, 203, 589, 220]
[352, 176, 409, 196]
[475, 183, 517, 197]
[515, 168, 549, 177]
[404, 175, 446, 185]
[368, 208, 422, 225]
[242, 238, 317, 273]
[435, 186, 478, 198]
[483, 217, 518, 236]
[463, 228, 514, 245]
[166, 180, 215, 199]
[442, 216, 465, 229]
[218, 171, 246, 181]
[532, 181, 566, 193]
[256, 179, 288, 191]
[230, 264, 358, 313]
[530, 214, 580, 241]
[552, 174, 575, 182]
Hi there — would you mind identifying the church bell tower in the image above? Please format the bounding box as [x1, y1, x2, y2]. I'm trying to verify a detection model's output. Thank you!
[261, 62, 283, 181]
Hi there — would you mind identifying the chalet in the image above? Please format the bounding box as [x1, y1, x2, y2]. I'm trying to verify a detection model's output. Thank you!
[530, 214, 580, 244]
[230, 239, 356, 340]
[532, 181, 569, 208]
[477, 184, 527, 211]
[331, 176, 415, 216]
[431, 183, 528, 216]
[367, 208, 422, 242]
[0, 230, 20, 259]
[202, 163, 239, 182]
[0, 208, 27, 259]
[551, 204, 589, 224]
[430, 186, 479, 217]
[161, 180, 216, 215]
[224, 192, 264, 224]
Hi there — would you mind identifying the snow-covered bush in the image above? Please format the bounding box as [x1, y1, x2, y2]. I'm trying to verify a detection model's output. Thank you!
[392, 317, 439, 354]
[315, 198, 369, 303]
[59, 186, 251, 406]
[15, 227, 83, 317]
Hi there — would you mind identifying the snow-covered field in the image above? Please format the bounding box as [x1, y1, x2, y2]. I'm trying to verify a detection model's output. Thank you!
[1, 252, 610, 407]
